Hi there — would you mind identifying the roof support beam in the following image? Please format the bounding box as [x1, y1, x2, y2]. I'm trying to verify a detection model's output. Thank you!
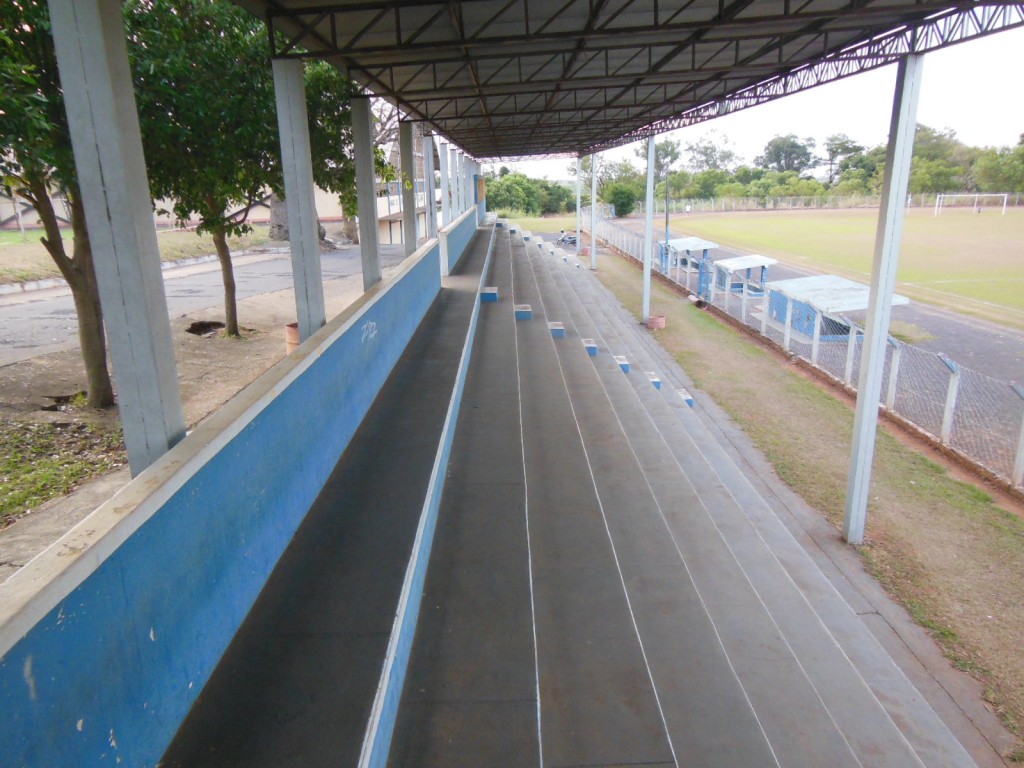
[352, 97, 382, 290]
[642, 136, 654, 324]
[48, 0, 185, 476]
[399, 120, 418, 255]
[273, 58, 327, 341]
[844, 54, 923, 545]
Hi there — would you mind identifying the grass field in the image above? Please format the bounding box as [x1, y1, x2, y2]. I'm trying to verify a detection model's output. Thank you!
[666, 207, 1024, 329]
[0, 226, 271, 285]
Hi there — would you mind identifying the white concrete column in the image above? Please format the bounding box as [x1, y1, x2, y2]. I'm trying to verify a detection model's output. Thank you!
[438, 143, 451, 227]
[456, 150, 463, 214]
[422, 132, 437, 239]
[642, 137, 655, 324]
[351, 97, 382, 290]
[460, 155, 467, 213]
[451, 151, 460, 213]
[272, 58, 326, 340]
[399, 121, 417, 255]
[590, 154, 598, 270]
[844, 54, 924, 545]
[48, 0, 185, 475]
[575, 158, 582, 256]
[455, 152, 464, 213]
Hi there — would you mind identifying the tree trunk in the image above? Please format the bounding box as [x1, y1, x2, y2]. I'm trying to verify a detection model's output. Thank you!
[212, 224, 239, 337]
[30, 179, 115, 408]
[268, 193, 288, 240]
[342, 214, 359, 244]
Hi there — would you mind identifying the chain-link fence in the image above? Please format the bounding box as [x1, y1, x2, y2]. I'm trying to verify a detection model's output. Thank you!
[582, 213, 1024, 489]
[635, 193, 1024, 215]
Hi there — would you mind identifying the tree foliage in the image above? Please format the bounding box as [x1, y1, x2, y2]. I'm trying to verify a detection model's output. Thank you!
[605, 183, 638, 217]
[755, 134, 818, 174]
[683, 131, 738, 172]
[126, 0, 363, 336]
[0, 0, 114, 407]
[823, 134, 864, 186]
[634, 139, 680, 181]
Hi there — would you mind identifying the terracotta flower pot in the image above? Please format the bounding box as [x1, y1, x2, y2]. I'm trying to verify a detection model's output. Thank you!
[647, 314, 666, 330]
[285, 322, 300, 354]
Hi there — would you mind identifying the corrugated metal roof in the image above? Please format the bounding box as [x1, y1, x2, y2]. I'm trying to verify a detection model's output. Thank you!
[234, 1, 1024, 158]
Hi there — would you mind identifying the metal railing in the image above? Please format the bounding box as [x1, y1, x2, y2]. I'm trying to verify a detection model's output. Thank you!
[582, 211, 1024, 490]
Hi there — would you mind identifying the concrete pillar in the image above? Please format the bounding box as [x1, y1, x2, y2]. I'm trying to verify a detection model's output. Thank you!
[844, 54, 924, 545]
[642, 137, 655, 324]
[455, 152, 464, 213]
[48, 0, 185, 476]
[575, 158, 582, 257]
[399, 121, 417, 256]
[272, 59, 326, 340]
[438, 143, 451, 227]
[351, 97, 382, 290]
[422, 132, 437, 239]
[590, 154, 599, 270]
[451, 151, 459, 214]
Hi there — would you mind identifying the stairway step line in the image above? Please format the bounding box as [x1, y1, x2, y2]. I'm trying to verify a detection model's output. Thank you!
[508, 233, 547, 768]
[563, 255, 972, 766]
[532, 245, 932, 767]
[527, 245, 868, 767]
[514, 238, 681, 768]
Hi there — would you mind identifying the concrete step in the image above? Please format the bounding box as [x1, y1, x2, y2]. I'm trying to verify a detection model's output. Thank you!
[527, 237, 974, 768]
[525, 237, 877, 766]
[508, 234, 677, 768]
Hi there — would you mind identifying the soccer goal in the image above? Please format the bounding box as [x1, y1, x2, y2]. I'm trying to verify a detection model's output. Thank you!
[934, 193, 1008, 215]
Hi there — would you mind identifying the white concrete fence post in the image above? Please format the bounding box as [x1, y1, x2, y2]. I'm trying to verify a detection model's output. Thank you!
[939, 355, 961, 445]
[885, 339, 903, 410]
[844, 322, 859, 386]
[1012, 384, 1024, 487]
[810, 312, 822, 365]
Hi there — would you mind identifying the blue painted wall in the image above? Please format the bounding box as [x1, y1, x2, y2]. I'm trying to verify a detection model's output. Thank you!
[363, 223, 497, 766]
[0, 241, 458, 767]
[447, 210, 478, 274]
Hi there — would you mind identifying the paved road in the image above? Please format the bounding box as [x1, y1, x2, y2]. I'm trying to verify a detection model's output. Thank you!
[0, 244, 407, 367]
[569, 220, 1024, 384]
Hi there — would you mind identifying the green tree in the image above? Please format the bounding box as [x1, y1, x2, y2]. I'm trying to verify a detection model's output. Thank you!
[634, 139, 681, 181]
[973, 146, 1024, 193]
[683, 130, 738, 172]
[604, 183, 638, 217]
[126, 0, 284, 338]
[538, 180, 574, 214]
[602, 159, 645, 198]
[909, 157, 961, 194]
[823, 134, 864, 186]
[568, 155, 612, 196]
[0, 0, 115, 407]
[127, 3, 367, 338]
[687, 169, 730, 199]
[756, 134, 817, 174]
[486, 172, 543, 214]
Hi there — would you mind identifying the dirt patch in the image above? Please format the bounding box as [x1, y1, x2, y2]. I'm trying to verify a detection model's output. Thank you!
[0, 306, 286, 528]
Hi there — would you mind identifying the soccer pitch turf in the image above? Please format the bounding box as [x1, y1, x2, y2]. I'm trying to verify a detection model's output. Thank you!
[668, 207, 1024, 329]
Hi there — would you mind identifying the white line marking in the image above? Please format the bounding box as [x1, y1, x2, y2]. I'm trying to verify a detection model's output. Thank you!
[558, 256, 929, 767]
[510, 234, 545, 767]
[521, 243, 679, 768]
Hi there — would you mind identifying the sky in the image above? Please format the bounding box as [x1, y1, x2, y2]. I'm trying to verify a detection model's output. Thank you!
[492, 25, 1024, 181]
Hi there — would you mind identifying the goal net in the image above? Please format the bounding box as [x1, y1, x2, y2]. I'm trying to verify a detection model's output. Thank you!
[934, 193, 1008, 215]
